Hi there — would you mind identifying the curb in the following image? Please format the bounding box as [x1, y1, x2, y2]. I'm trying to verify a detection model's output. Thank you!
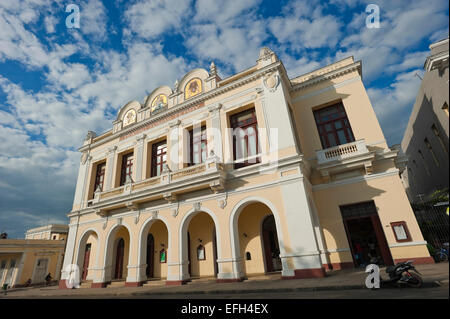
[130, 281, 441, 297]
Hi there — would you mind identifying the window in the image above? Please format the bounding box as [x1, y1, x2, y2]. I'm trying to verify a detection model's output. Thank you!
[313, 102, 355, 149]
[418, 149, 431, 176]
[431, 124, 448, 155]
[390, 221, 412, 243]
[151, 141, 167, 177]
[94, 162, 106, 192]
[424, 138, 439, 166]
[120, 152, 133, 186]
[230, 108, 260, 169]
[188, 126, 207, 166]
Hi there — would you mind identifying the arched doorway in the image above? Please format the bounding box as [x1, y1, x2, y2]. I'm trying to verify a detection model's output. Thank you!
[114, 238, 125, 279]
[105, 225, 130, 282]
[235, 201, 283, 276]
[184, 212, 218, 279]
[75, 230, 99, 282]
[145, 220, 168, 280]
[262, 215, 282, 273]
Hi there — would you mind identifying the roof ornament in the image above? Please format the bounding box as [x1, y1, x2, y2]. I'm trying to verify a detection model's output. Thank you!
[173, 79, 179, 93]
[210, 61, 217, 76]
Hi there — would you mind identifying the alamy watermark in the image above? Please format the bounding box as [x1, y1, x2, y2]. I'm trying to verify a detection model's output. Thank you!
[366, 4, 380, 29]
[65, 4, 80, 29]
[365, 264, 381, 288]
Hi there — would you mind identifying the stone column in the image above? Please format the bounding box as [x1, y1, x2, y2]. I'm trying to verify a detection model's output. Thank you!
[278, 178, 325, 279]
[73, 153, 92, 209]
[208, 103, 223, 161]
[59, 216, 80, 289]
[104, 146, 117, 191]
[168, 120, 181, 170]
[134, 134, 147, 182]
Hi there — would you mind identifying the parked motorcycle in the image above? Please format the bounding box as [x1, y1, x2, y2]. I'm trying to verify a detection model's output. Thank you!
[434, 242, 449, 262]
[380, 260, 423, 288]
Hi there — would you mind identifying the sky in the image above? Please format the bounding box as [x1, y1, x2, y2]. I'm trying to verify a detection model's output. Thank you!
[0, 0, 448, 238]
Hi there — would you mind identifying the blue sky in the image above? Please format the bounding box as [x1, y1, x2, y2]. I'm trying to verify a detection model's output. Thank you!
[0, 0, 448, 238]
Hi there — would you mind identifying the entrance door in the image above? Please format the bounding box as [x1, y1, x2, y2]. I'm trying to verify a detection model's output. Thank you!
[212, 228, 218, 277]
[187, 232, 191, 275]
[341, 201, 394, 267]
[146, 234, 154, 278]
[114, 238, 125, 279]
[81, 244, 91, 281]
[262, 215, 282, 273]
[33, 258, 48, 283]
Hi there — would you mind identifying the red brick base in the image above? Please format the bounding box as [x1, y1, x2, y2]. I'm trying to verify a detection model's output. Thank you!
[125, 281, 144, 287]
[282, 267, 326, 279]
[91, 282, 109, 288]
[165, 280, 189, 286]
[216, 278, 244, 283]
[322, 262, 354, 271]
[58, 280, 70, 289]
[393, 256, 435, 265]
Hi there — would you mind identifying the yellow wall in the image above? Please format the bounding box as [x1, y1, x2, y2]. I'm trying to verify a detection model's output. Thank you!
[188, 213, 216, 278]
[238, 203, 272, 275]
[148, 220, 168, 279]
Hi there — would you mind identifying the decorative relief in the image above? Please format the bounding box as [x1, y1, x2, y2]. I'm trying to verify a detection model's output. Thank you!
[151, 94, 168, 115]
[217, 198, 227, 209]
[171, 207, 179, 218]
[123, 109, 137, 127]
[184, 78, 202, 100]
[151, 210, 158, 219]
[80, 152, 91, 164]
[193, 202, 201, 212]
[263, 74, 280, 92]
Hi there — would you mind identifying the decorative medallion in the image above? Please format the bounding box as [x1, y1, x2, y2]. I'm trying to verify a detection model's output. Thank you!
[123, 109, 137, 127]
[151, 94, 168, 114]
[184, 78, 202, 100]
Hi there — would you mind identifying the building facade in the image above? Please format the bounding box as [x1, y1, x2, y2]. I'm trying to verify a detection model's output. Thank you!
[59, 48, 432, 289]
[401, 38, 449, 203]
[0, 225, 67, 288]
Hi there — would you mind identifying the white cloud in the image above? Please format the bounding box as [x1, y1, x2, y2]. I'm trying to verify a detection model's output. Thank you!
[124, 0, 193, 39]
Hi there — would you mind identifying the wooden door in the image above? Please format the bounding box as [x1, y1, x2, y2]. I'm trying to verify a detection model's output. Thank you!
[81, 244, 91, 281]
[187, 232, 191, 275]
[114, 239, 124, 279]
[33, 258, 48, 283]
[262, 229, 274, 273]
[371, 215, 394, 266]
[146, 234, 154, 278]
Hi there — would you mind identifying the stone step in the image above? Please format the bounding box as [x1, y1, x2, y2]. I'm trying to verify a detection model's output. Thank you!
[107, 280, 125, 288]
[142, 279, 166, 287]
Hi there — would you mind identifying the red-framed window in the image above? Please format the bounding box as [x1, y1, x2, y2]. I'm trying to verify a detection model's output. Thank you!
[313, 102, 355, 149]
[230, 108, 260, 169]
[120, 152, 133, 186]
[151, 141, 167, 177]
[188, 126, 207, 166]
[94, 162, 106, 193]
[390, 221, 412, 243]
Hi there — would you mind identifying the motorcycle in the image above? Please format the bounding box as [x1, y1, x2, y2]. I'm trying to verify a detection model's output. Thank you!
[380, 260, 423, 288]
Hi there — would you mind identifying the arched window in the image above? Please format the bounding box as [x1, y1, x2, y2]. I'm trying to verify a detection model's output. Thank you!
[246, 252, 252, 261]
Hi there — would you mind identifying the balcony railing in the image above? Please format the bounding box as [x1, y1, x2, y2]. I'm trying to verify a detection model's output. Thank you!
[89, 156, 225, 210]
[316, 139, 369, 165]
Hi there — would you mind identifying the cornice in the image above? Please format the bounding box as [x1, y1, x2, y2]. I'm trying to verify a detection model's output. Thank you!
[79, 62, 282, 153]
[290, 61, 362, 93]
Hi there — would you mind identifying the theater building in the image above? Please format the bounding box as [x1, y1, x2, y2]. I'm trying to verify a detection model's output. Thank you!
[59, 48, 432, 289]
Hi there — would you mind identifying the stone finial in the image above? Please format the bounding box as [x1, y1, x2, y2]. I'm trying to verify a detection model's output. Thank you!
[174, 79, 179, 92]
[210, 61, 217, 76]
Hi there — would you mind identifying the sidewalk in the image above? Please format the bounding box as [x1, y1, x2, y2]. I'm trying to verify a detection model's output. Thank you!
[1, 263, 448, 298]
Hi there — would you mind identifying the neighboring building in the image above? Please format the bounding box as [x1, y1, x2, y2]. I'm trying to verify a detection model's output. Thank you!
[401, 38, 449, 204]
[0, 225, 68, 288]
[59, 48, 432, 289]
[25, 224, 69, 241]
